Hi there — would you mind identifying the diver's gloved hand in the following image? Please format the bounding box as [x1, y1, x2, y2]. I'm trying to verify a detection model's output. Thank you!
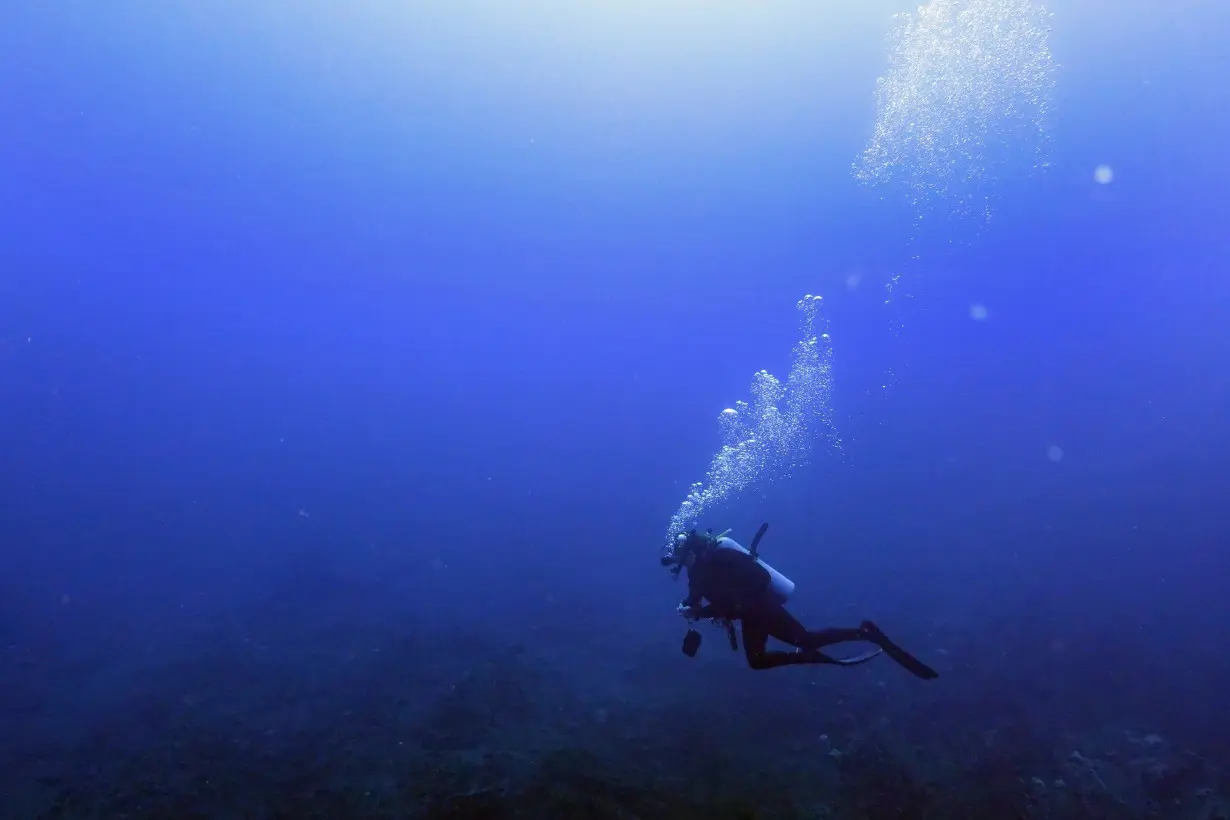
[677, 602, 701, 620]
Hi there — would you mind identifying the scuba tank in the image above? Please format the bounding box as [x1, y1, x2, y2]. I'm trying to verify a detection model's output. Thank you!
[714, 535, 795, 603]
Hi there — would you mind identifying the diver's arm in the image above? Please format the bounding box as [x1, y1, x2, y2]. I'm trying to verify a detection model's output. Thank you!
[678, 594, 722, 621]
[683, 572, 704, 609]
[680, 593, 717, 618]
[681, 565, 722, 618]
[679, 585, 717, 619]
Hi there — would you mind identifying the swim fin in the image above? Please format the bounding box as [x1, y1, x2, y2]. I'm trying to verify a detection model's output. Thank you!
[823, 647, 883, 666]
[859, 621, 939, 680]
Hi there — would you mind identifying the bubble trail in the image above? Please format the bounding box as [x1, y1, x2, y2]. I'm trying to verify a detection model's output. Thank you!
[666, 295, 841, 545]
[855, 0, 1057, 224]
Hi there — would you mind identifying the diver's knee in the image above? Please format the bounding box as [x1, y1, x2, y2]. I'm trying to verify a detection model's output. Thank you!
[746, 653, 772, 670]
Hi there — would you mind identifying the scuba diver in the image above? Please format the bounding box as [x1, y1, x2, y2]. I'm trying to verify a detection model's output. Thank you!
[661, 524, 938, 679]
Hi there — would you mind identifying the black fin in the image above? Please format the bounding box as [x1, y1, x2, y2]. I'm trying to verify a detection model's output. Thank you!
[862, 622, 939, 680]
[828, 647, 883, 666]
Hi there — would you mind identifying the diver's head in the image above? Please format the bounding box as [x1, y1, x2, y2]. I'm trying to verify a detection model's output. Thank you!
[660, 529, 717, 574]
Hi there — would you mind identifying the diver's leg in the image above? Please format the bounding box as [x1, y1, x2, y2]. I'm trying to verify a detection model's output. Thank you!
[763, 605, 865, 650]
[745, 607, 938, 677]
[799, 626, 866, 648]
[740, 616, 774, 668]
[742, 605, 856, 669]
[743, 634, 809, 668]
[741, 607, 819, 669]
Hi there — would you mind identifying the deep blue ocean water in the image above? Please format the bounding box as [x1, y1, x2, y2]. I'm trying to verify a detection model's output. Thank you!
[2, 2, 1229, 817]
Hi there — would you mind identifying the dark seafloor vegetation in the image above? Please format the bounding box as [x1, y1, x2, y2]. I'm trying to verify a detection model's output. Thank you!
[5, 555, 1228, 820]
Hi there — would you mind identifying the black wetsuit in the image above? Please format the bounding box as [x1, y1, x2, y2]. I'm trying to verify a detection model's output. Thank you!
[682, 545, 938, 678]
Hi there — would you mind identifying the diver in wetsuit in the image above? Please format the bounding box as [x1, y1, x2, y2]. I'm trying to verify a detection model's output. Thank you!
[661, 525, 938, 679]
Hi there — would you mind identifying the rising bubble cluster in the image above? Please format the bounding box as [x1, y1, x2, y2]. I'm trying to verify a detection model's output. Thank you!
[855, 0, 1057, 221]
[666, 295, 840, 545]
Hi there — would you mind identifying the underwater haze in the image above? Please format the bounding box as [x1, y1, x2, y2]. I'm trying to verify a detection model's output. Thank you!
[2, 1, 1229, 817]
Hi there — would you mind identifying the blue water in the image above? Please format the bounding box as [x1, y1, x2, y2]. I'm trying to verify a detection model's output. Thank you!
[2, 2, 1229, 817]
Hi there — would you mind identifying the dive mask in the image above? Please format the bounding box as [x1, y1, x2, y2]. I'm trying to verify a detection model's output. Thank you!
[661, 529, 719, 577]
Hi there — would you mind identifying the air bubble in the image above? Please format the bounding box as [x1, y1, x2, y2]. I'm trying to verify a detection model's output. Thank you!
[666, 296, 842, 544]
[855, 0, 1057, 223]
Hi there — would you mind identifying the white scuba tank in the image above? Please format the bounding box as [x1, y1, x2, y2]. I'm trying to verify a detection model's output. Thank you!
[715, 536, 796, 603]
